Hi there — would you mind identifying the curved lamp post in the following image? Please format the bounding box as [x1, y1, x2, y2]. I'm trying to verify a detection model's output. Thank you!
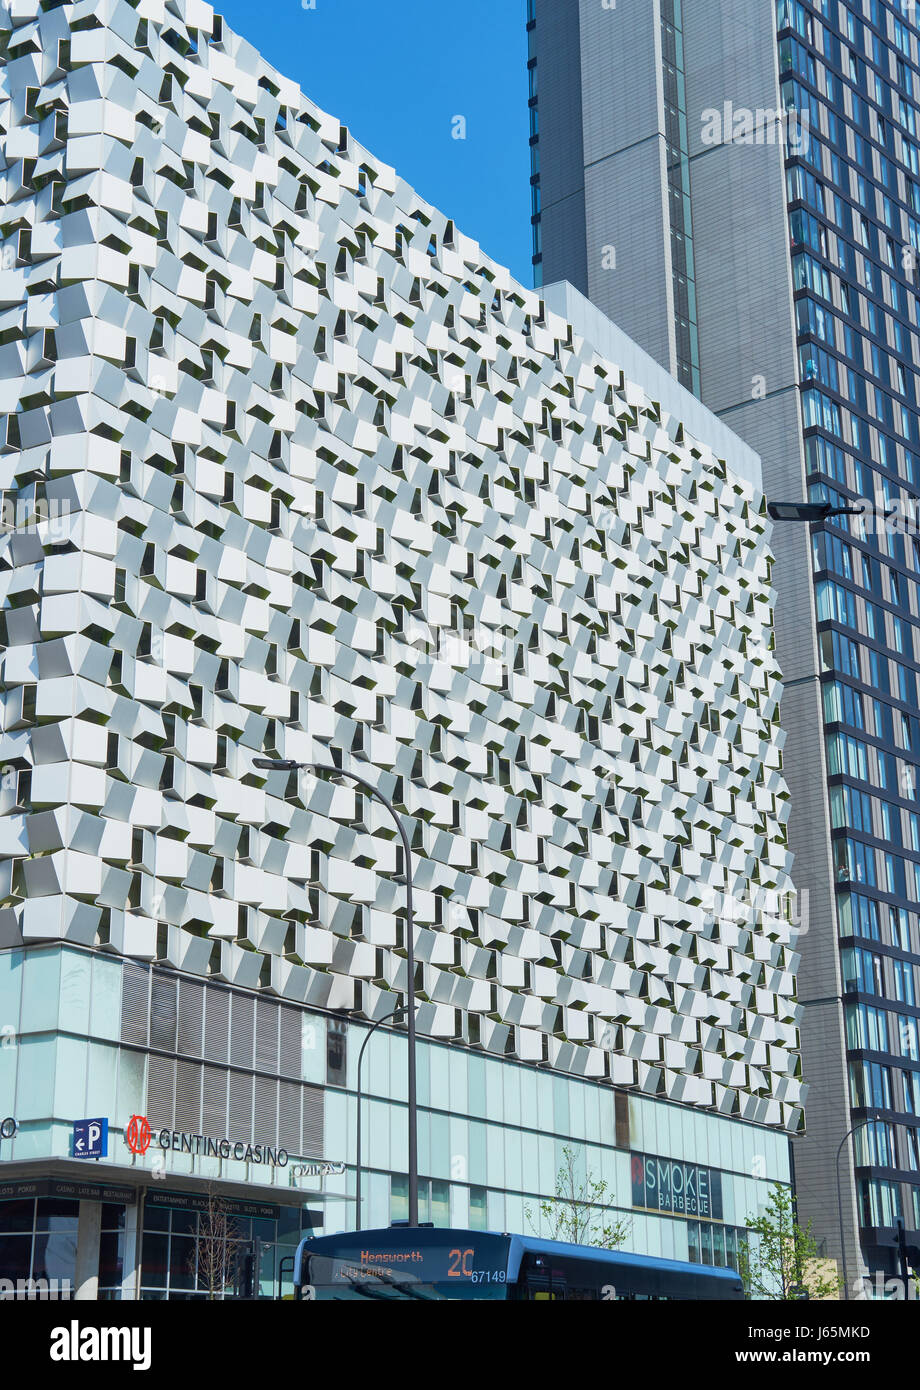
[767, 498, 896, 1302]
[355, 1006, 407, 1230]
[254, 757, 419, 1228]
[836, 1116, 876, 1301]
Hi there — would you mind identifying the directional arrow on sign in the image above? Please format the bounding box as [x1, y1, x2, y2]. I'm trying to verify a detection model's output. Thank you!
[72, 1118, 108, 1160]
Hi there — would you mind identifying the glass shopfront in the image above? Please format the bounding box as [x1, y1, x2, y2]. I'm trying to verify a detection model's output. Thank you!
[139, 1192, 314, 1300]
[0, 1187, 315, 1299]
[0, 1196, 124, 1296]
[0, 945, 796, 1296]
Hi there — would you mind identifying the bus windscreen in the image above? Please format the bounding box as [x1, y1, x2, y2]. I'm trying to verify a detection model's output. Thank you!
[300, 1233, 512, 1300]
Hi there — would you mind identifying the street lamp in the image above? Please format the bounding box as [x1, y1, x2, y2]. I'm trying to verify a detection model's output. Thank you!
[253, 757, 420, 1228]
[767, 499, 893, 523]
[355, 1006, 407, 1230]
[836, 1116, 876, 1301]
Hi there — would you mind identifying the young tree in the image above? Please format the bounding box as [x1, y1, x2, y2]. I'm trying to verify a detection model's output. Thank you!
[738, 1182, 841, 1301]
[525, 1145, 631, 1249]
[189, 1186, 244, 1299]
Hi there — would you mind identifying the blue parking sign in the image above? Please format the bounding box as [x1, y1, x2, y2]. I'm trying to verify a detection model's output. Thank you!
[73, 1118, 108, 1160]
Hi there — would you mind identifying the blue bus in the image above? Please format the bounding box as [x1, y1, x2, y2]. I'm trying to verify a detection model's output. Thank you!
[293, 1226, 745, 1300]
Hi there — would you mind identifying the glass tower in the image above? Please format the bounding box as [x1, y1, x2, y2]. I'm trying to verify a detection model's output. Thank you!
[784, 0, 920, 1263]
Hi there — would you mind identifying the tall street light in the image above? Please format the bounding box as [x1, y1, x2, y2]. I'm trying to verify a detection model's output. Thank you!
[253, 757, 419, 1229]
[355, 1006, 407, 1230]
[836, 1116, 876, 1301]
[769, 496, 898, 1301]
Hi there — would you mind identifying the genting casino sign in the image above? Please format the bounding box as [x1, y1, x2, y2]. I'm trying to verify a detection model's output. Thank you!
[125, 1115, 152, 1155]
[124, 1115, 344, 1173]
[156, 1127, 289, 1166]
[124, 1115, 287, 1165]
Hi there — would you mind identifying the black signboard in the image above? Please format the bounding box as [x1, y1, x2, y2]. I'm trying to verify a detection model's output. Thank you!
[146, 1189, 279, 1221]
[0, 1179, 43, 1201]
[630, 1152, 723, 1221]
[0, 1178, 135, 1204]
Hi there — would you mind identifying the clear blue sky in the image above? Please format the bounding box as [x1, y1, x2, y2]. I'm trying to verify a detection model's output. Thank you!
[213, 0, 533, 286]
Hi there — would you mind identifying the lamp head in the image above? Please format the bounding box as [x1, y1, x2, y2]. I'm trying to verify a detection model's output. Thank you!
[767, 500, 834, 522]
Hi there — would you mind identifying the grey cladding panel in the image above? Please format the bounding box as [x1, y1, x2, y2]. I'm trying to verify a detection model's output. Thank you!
[177, 979, 204, 1057]
[302, 1084, 324, 1157]
[230, 995, 254, 1070]
[279, 1007, 301, 1079]
[228, 1070, 253, 1144]
[584, 139, 674, 373]
[578, 0, 663, 163]
[202, 1064, 228, 1136]
[278, 1081, 301, 1153]
[150, 973, 178, 1053]
[253, 1074, 276, 1146]
[147, 1053, 176, 1130]
[175, 1058, 202, 1132]
[120, 964, 149, 1047]
[255, 997, 279, 1074]
[204, 988, 229, 1064]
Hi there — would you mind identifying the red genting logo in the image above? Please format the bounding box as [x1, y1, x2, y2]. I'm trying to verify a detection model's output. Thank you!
[125, 1115, 152, 1155]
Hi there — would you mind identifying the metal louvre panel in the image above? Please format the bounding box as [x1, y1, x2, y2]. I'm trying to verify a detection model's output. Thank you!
[254, 997, 279, 1073]
[253, 1074, 276, 1146]
[149, 972, 177, 1052]
[301, 1083, 323, 1157]
[229, 994, 254, 1070]
[175, 1058, 202, 1132]
[177, 980, 204, 1057]
[202, 1065, 228, 1136]
[278, 1081, 300, 1153]
[147, 1053, 176, 1130]
[227, 1070, 252, 1143]
[3, 0, 804, 1152]
[279, 1005, 300, 1079]
[203, 986, 229, 1065]
[120, 963, 149, 1047]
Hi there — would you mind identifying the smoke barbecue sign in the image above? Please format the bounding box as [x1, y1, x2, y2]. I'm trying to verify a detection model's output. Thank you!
[631, 1152, 723, 1221]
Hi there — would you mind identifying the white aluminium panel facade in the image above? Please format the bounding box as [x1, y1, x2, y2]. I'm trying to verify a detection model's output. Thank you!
[0, 0, 802, 1132]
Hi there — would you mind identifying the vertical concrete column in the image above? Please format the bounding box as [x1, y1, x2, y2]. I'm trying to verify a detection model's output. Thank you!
[120, 1197, 141, 1300]
[74, 1200, 102, 1301]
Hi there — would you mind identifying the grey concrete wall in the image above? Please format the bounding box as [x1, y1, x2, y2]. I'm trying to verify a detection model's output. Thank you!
[578, 0, 675, 373]
[532, 0, 589, 294]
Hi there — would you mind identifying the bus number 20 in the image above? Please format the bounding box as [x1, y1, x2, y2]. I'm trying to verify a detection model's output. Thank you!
[447, 1247, 474, 1277]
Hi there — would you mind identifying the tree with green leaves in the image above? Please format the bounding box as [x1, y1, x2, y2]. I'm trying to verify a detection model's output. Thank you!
[525, 1145, 631, 1249]
[738, 1182, 841, 1300]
